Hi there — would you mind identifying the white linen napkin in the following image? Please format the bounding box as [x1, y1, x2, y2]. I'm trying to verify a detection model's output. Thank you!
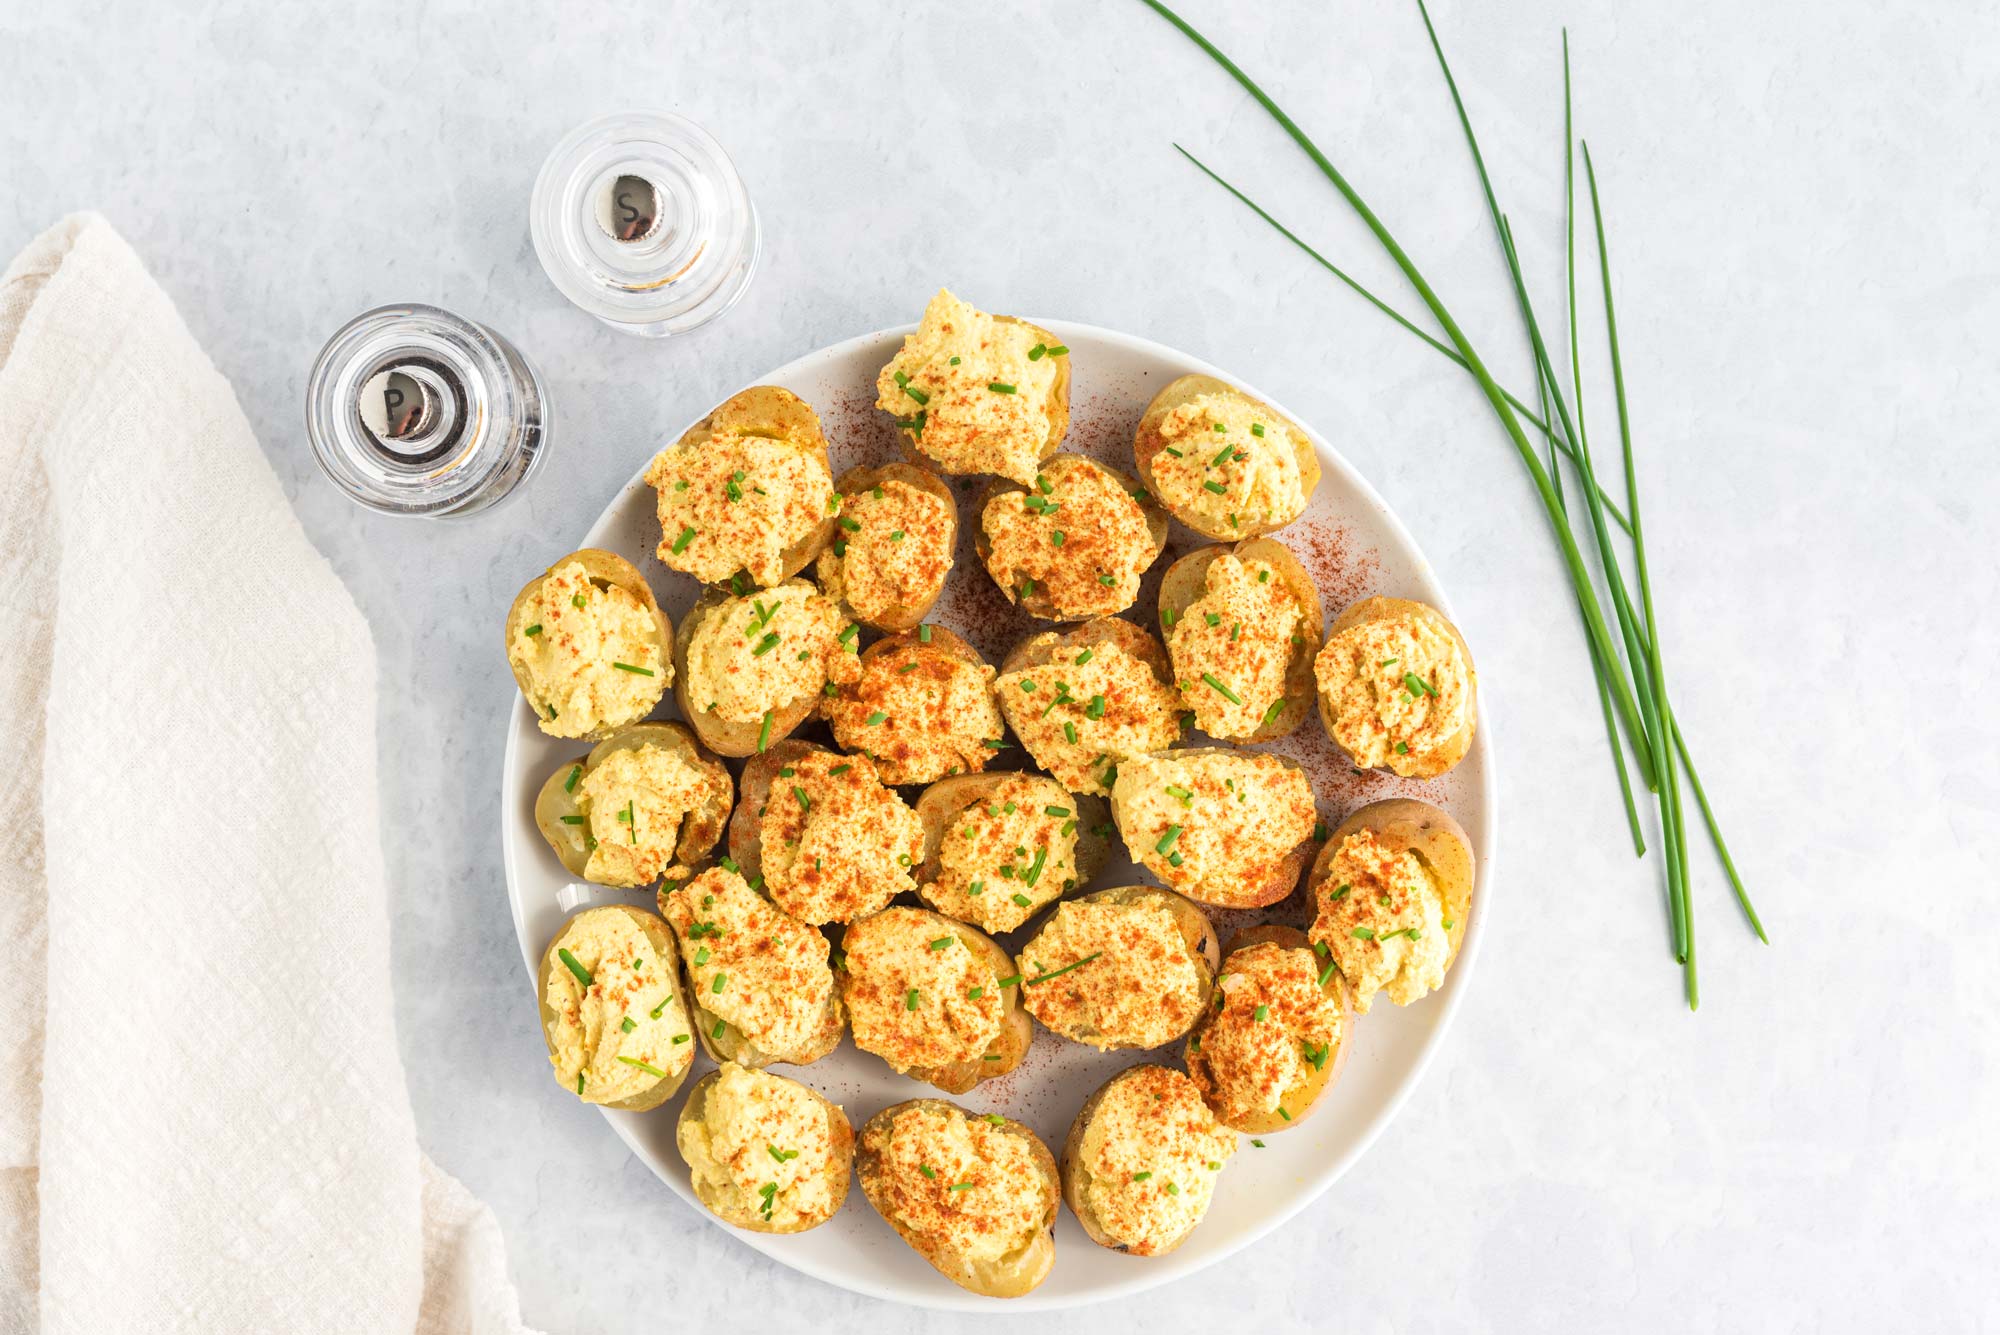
[0, 214, 536, 1335]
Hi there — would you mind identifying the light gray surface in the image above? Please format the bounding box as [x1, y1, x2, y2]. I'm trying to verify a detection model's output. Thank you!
[4, 0, 1994, 1330]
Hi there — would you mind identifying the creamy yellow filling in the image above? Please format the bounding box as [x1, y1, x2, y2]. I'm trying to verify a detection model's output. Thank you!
[1149, 393, 1305, 530]
[1313, 611, 1471, 772]
[1307, 829, 1449, 1013]
[507, 561, 667, 738]
[1168, 555, 1303, 737]
[542, 910, 690, 1104]
[683, 582, 858, 724]
[646, 430, 833, 585]
[876, 288, 1060, 484]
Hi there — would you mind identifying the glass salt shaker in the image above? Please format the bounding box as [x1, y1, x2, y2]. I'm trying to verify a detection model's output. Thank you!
[529, 110, 760, 337]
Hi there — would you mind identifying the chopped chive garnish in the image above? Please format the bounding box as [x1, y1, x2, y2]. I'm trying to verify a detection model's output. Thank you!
[983, 738, 1010, 749]
[1253, 1004, 1269, 1022]
[1201, 673, 1243, 704]
[1164, 446, 1184, 457]
[756, 710, 773, 753]
[1074, 649, 1094, 665]
[903, 384, 930, 405]
[1251, 422, 1265, 437]
[1314, 822, 1328, 841]
[672, 1032, 690, 1044]
[615, 1056, 669, 1078]
[620, 1016, 637, 1033]
[769, 1145, 800, 1163]
[694, 947, 710, 966]
[711, 973, 727, 994]
[828, 763, 851, 776]
[751, 633, 779, 657]
[1203, 480, 1227, 495]
[1403, 670, 1432, 698]
[1318, 960, 1339, 987]
[905, 988, 921, 1011]
[559, 814, 584, 826]
[919, 1163, 936, 1179]
[1012, 892, 1031, 907]
[1396, 741, 1411, 755]
[524, 624, 542, 637]
[1133, 1170, 1153, 1182]
[947, 1181, 975, 1192]
[1352, 926, 1377, 941]
[1044, 805, 1070, 818]
[929, 936, 954, 951]
[1210, 442, 1234, 466]
[1167, 1181, 1181, 1194]
[1098, 573, 1117, 586]
[1205, 613, 1222, 627]
[1023, 951, 1101, 985]
[996, 974, 1023, 988]
[558, 949, 592, 986]
[1048, 345, 1068, 356]
[1050, 530, 1065, 546]
[1278, 1107, 1291, 1122]
[571, 592, 587, 609]
[564, 764, 582, 793]
[671, 526, 696, 553]
[865, 710, 887, 726]
[1156, 825, 1183, 854]
[1262, 699, 1285, 726]
[919, 623, 933, 642]
[1084, 694, 1106, 719]
[1252, 1139, 1266, 1148]
[1062, 721, 1078, 744]
[988, 382, 1017, 394]
[792, 785, 811, 814]
[949, 355, 961, 365]
[838, 623, 859, 644]
[1028, 343, 1047, 360]
[839, 517, 861, 532]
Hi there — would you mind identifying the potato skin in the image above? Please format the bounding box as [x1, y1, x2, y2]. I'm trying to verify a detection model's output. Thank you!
[819, 461, 958, 632]
[971, 453, 1170, 621]
[841, 905, 1033, 1094]
[821, 625, 1002, 787]
[1014, 885, 1220, 1050]
[1108, 746, 1317, 910]
[998, 614, 1175, 683]
[533, 722, 732, 883]
[855, 1099, 1060, 1298]
[893, 314, 1071, 479]
[657, 876, 846, 1071]
[724, 738, 828, 891]
[1316, 596, 1478, 779]
[912, 773, 1113, 928]
[675, 1067, 853, 1234]
[671, 582, 841, 759]
[1309, 798, 1476, 974]
[1060, 1063, 1222, 1256]
[535, 905, 689, 1112]
[1132, 374, 1320, 540]
[1183, 926, 1352, 1134]
[1156, 536, 1325, 743]
[505, 548, 672, 739]
[657, 385, 837, 586]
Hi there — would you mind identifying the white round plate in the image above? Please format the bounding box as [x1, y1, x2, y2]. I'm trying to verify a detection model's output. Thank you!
[499, 320, 1496, 1310]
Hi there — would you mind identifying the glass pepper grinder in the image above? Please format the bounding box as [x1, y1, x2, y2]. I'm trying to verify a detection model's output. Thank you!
[529, 110, 760, 337]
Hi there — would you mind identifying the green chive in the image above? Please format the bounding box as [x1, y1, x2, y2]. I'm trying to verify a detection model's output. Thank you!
[1098, 573, 1117, 586]
[671, 526, 695, 554]
[1074, 649, 1093, 665]
[615, 1056, 669, 1078]
[1156, 825, 1183, 854]
[1352, 926, 1376, 941]
[1396, 741, 1411, 755]
[1167, 1181, 1181, 1194]
[919, 1163, 936, 1179]
[1261, 699, 1285, 726]
[1253, 1004, 1269, 1022]
[1133, 1171, 1153, 1182]
[1201, 672, 1242, 704]
[1050, 530, 1065, 546]
[865, 710, 887, 726]
[906, 988, 920, 1011]
[828, 763, 851, 776]
[903, 383, 930, 405]
[839, 516, 861, 532]
[1318, 960, 1339, 987]
[1203, 480, 1226, 495]
[571, 592, 587, 609]
[711, 973, 727, 994]
[524, 624, 542, 637]
[1062, 721, 1078, 744]
[756, 711, 772, 753]
[558, 814, 584, 826]
[996, 974, 1023, 988]
[1028, 343, 1047, 360]
[620, 1016, 637, 1033]
[929, 936, 954, 951]
[948, 1182, 975, 1192]
[1022, 951, 1101, 985]
[919, 623, 933, 642]
[1048, 345, 1068, 356]
[1011, 892, 1031, 907]
[557, 949, 592, 986]
[983, 738, 1010, 749]
[989, 382, 1017, 394]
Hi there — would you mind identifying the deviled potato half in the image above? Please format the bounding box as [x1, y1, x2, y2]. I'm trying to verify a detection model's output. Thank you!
[658, 865, 845, 1069]
[1158, 537, 1324, 742]
[1132, 374, 1320, 540]
[726, 741, 925, 926]
[1109, 748, 1319, 910]
[1013, 885, 1220, 1051]
[876, 288, 1070, 486]
[505, 548, 671, 740]
[1185, 925, 1351, 1134]
[672, 578, 860, 758]
[537, 905, 692, 1110]
[973, 453, 1169, 622]
[912, 772, 1114, 934]
[1314, 595, 1477, 778]
[644, 385, 837, 588]
[856, 1099, 1061, 1299]
[533, 721, 731, 889]
[990, 617, 1186, 797]
[1306, 798, 1474, 1014]
[821, 625, 1006, 787]
[816, 461, 958, 632]
[1062, 1064, 1238, 1257]
[839, 905, 1033, 1094]
[676, 1063, 854, 1234]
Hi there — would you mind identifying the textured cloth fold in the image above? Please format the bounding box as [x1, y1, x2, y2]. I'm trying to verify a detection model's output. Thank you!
[0, 214, 533, 1335]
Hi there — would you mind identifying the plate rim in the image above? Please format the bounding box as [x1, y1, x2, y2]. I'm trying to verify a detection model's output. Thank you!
[497, 316, 1498, 1311]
